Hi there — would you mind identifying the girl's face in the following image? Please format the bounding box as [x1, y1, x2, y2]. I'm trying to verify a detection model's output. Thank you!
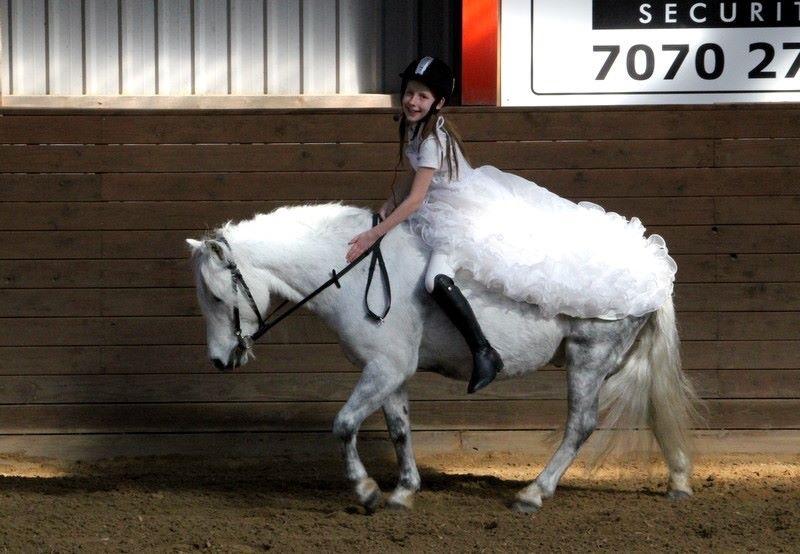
[402, 80, 444, 122]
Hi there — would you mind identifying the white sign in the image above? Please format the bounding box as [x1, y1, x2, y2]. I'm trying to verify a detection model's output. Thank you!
[502, 0, 800, 105]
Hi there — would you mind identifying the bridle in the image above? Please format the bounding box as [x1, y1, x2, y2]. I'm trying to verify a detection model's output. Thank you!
[215, 214, 391, 357]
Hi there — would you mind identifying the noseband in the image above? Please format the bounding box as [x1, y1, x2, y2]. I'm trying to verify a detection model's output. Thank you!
[218, 214, 391, 355]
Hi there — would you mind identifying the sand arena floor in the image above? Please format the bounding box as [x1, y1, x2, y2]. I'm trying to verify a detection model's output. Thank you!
[0, 452, 796, 552]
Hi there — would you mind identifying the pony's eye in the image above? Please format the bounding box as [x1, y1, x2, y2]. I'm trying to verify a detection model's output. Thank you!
[211, 295, 223, 303]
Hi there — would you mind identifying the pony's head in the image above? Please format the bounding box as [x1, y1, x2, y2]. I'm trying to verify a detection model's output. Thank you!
[187, 235, 267, 370]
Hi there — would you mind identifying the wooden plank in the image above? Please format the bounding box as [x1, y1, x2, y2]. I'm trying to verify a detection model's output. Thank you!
[716, 138, 800, 167]
[0, 111, 377, 142]
[673, 283, 800, 312]
[0, 344, 352, 374]
[100, 172, 394, 201]
[0, 429, 796, 461]
[0, 340, 797, 375]
[715, 196, 800, 225]
[0, 174, 102, 202]
[0, 140, 715, 173]
[0, 231, 101, 258]
[0, 341, 792, 375]
[461, 430, 800, 457]
[681, 341, 800, 370]
[3, 196, 799, 230]
[675, 254, 800, 283]
[0, 200, 303, 230]
[0, 312, 797, 347]
[4, 168, 799, 202]
[0, 430, 461, 461]
[0, 259, 193, 288]
[2, 225, 798, 260]
[3, 107, 800, 144]
[0, 369, 794, 405]
[679, 312, 800, 341]
[649, 225, 800, 255]
[4, 254, 797, 288]
[3, 283, 798, 318]
[523, 167, 800, 198]
[0, 399, 794, 433]
[0, 316, 334, 346]
[450, 108, 800, 141]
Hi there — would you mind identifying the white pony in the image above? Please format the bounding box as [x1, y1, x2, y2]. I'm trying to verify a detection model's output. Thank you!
[187, 203, 700, 512]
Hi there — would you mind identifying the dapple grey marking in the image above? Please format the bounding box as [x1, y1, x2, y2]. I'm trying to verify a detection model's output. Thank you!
[187, 204, 700, 512]
[382, 387, 421, 508]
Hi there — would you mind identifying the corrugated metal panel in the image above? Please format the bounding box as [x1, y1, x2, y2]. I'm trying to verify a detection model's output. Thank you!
[11, 0, 46, 94]
[339, 0, 379, 93]
[156, 0, 191, 95]
[230, 0, 263, 94]
[302, 0, 336, 94]
[266, 0, 300, 95]
[0, 0, 9, 96]
[194, 0, 228, 94]
[48, 0, 83, 95]
[1, 0, 430, 98]
[121, 0, 156, 95]
[85, 0, 119, 94]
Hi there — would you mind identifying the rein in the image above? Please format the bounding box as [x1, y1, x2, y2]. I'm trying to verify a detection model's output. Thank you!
[219, 213, 391, 353]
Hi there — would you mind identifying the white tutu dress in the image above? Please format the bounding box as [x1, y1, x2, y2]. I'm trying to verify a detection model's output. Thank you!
[406, 117, 677, 320]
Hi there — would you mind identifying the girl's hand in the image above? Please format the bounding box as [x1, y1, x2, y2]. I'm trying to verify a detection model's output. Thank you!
[346, 229, 379, 263]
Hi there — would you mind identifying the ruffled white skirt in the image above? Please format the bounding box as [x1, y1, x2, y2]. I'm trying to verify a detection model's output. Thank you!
[408, 166, 677, 320]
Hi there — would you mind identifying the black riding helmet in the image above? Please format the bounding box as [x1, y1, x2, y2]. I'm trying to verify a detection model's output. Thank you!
[400, 56, 455, 112]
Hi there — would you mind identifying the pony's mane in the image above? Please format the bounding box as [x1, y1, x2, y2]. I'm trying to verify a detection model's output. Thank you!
[217, 202, 367, 246]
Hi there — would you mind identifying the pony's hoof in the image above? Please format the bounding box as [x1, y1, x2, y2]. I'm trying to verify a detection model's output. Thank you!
[387, 487, 415, 510]
[356, 478, 382, 514]
[512, 499, 540, 513]
[667, 489, 692, 502]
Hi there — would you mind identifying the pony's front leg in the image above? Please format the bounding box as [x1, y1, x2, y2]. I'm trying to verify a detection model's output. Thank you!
[382, 386, 420, 509]
[332, 355, 412, 513]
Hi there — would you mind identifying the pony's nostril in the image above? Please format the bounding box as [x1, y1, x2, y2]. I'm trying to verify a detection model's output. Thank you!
[211, 357, 228, 371]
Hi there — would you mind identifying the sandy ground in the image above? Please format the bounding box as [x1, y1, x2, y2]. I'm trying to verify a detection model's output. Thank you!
[0, 452, 796, 553]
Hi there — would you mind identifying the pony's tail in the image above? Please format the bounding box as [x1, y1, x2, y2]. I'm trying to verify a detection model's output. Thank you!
[595, 296, 704, 469]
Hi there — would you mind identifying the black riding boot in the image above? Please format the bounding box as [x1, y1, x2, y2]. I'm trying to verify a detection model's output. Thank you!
[430, 274, 503, 393]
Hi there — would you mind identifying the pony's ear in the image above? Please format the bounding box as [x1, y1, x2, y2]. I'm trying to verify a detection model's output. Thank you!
[186, 238, 203, 251]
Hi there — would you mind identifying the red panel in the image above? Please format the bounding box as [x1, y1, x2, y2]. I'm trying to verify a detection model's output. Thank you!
[461, 0, 499, 105]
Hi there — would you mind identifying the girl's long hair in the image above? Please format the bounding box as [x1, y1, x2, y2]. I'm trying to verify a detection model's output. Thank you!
[397, 109, 469, 182]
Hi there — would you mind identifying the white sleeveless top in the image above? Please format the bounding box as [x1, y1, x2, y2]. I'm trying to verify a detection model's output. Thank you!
[403, 116, 472, 185]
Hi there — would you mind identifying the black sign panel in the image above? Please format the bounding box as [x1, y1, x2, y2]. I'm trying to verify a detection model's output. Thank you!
[593, 1, 800, 29]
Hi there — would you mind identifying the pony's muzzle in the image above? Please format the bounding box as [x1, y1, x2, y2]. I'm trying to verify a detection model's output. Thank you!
[212, 357, 236, 372]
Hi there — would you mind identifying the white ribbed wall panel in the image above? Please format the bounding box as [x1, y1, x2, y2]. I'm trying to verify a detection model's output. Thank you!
[0, 0, 418, 97]
[121, 0, 156, 94]
[85, 0, 119, 94]
[266, 0, 300, 95]
[339, 0, 380, 94]
[11, 0, 46, 94]
[49, 0, 83, 95]
[194, 0, 228, 94]
[0, 0, 9, 96]
[230, 0, 263, 94]
[157, 0, 192, 95]
[301, 0, 336, 94]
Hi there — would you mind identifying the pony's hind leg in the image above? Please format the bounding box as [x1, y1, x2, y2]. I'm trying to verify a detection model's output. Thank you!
[333, 354, 414, 513]
[382, 386, 421, 509]
[514, 336, 618, 512]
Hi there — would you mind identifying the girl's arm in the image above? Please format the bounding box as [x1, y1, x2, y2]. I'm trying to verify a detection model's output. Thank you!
[379, 171, 414, 218]
[346, 168, 434, 262]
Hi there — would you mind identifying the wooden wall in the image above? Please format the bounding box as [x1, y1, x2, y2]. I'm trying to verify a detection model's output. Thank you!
[0, 105, 798, 460]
